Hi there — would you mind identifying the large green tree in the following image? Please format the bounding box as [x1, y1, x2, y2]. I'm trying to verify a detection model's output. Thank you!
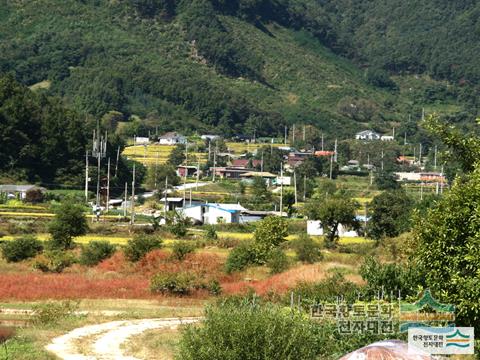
[305, 196, 359, 248]
[367, 190, 413, 241]
[253, 216, 288, 262]
[0, 75, 87, 183]
[413, 169, 480, 331]
[48, 202, 88, 249]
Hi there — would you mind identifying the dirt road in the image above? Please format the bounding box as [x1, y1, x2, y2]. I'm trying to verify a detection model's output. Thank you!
[46, 318, 199, 360]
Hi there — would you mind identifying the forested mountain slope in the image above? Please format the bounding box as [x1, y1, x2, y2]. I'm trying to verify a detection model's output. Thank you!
[0, 0, 477, 138]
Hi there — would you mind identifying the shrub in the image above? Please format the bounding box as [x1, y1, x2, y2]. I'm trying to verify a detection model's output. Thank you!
[360, 256, 422, 299]
[32, 300, 79, 325]
[216, 237, 241, 248]
[208, 280, 222, 296]
[80, 241, 116, 266]
[150, 272, 195, 295]
[48, 202, 88, 250]
[25, 188, 44, 203]
[124, 234, 163, 262]
[253, 216, 288, 262]
[1, 236, 43, 262]
[177, 303, 321, 360]
[33, 250, 76, 273]
[266, 248, 290, 274]
[171, 241, 195, 261]
[225, 241, 257, 274]
[289, 272, 360, 304]
[204, 225, 218, 241]
[167, 212, 190, 238]
[290, 234, 323, 263]
[6, 221, 35, 235]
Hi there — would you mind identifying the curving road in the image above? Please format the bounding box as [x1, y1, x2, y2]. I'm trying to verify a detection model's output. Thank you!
[46, 318, 199, 360]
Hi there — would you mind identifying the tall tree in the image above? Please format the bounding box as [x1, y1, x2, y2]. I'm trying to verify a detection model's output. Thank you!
[305, 196, 359, 248]
[367, 190, 413, 241]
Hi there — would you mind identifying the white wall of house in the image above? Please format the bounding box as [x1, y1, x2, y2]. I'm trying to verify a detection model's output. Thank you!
[178, 205, 240, 225]
[395, 172, 421, 181]
[134, 137, 150, 145]
[274, 176, 292, 186]
[159, 137, 186, 145]
[307, 220, 359, 237]
[204, 206, 238, 224]
[180, 206, 204, 224]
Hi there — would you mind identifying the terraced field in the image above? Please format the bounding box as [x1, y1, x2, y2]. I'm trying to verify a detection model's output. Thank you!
[122, 142, 285, 167]
[122, 145, 208, 167]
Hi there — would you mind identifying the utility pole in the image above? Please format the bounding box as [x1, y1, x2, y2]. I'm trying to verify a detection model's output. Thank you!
[419, 144, 423, 167]
[85, 150, 89, 203]
[154, 150, 159, 189]
[280, 163, 284, 216]
[184, 141, 188, 203]
[114, 146, 120, 178]
[212, 142, 217, 182]
[404, 132, 407, 146]
[284, 126, 287, 145]
[196, 160, 200, 190]
[130, 164, 135, 225]
[294, 170, 298, 205]
[381, 150, 384, 171]
[329, 154, 334, 179]
[92, 128, 107, 220]
[334, 139, 338, 163]
[164, 176, 168, 219]
[303, 175, 306, 201]
[321, 133, 324, 151]
[106, 157, 111, 213]
[292, 124, 296, 144]
[303, 125, 306, 142]
[124, 182, 128, 218]
[261, 150, 264, 172]
[440, 165, 444, 194]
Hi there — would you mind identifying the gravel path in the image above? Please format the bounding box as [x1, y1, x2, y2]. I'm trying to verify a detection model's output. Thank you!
[46, 318, 199, 360]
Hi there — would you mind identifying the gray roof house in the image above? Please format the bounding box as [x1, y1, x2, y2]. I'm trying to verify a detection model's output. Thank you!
[355, 130, 381, 141]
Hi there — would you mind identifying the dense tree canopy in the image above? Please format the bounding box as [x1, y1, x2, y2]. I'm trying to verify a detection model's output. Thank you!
[0, 75, 87, 184]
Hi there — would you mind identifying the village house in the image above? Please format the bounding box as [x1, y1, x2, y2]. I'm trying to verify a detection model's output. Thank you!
[273, 176, 292, 186]
[158, 132, 187, 145]
[201, 135, 221, 141]
[178, 203, 243, 225]
[212, 167, 250, 179]
[394, 172, 445, 183]
[240, 171, 277, 185]
[134, 136, 150, 145]
[0, 184, 45, 200]
[420, 172, 446, 183]
[159, 197, 185, 211]
[177, 165, 200, 178]
[314, 150, 335, 157]
[230, 159, 262, 169]
[355, 130, 381, 141]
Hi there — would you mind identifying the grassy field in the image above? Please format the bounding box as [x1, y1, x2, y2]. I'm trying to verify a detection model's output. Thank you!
[0, 298, 205, 360]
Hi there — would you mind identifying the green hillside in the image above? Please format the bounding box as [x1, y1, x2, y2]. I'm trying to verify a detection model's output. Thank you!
[0, 0, 476, 138]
